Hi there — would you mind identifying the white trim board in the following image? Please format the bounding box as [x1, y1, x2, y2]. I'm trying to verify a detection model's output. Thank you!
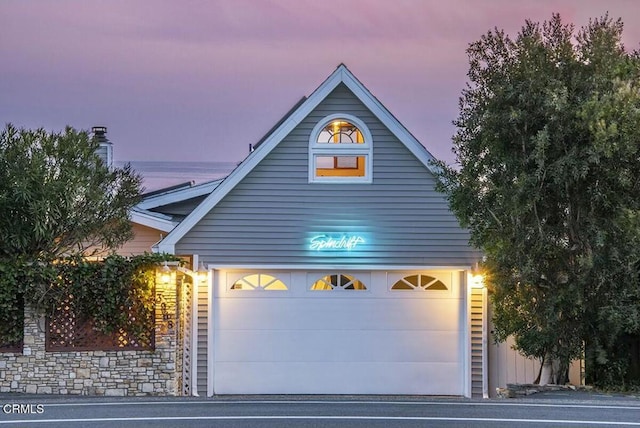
[138, 179, 224, 210]
[130, 209, 178, 232]
[206, 264, 470, 272]
[157, 64, 441, 254]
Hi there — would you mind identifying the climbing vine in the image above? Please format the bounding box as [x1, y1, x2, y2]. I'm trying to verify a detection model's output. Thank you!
[0, 253, 179, 349]
[0, 260, 29, 348]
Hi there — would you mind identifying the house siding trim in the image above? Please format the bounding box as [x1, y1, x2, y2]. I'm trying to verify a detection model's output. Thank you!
[190, 255, 200, 396]
[131, 209, 177, 232]
[138, 179, 224, 211]
[468, 278, 489, 398]
[206, 264, 471, 272]
[207, 268, 215, 397]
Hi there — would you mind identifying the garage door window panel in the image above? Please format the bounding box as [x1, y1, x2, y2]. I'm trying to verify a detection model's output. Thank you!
[230, 274, 288, 291]
[391, 274, 448, 291]
[311, 274, 367, 291]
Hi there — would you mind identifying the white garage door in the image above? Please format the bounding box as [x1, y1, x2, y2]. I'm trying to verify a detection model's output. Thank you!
[212, 269, 465, 395]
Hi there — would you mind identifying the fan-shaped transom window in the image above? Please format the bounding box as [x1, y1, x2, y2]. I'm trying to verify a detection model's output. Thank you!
[317, 121, 365, 144]
[309, 114, 372, 183]
[311, 274, 367, 290]
[231, 274, 288, 290]
[391, 274, 448, 291]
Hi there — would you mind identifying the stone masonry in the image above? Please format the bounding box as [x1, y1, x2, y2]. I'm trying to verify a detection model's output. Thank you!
[0, 280, 181, 396]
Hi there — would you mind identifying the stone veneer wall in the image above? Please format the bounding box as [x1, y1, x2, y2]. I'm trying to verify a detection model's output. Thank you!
[0, 281, 181, 396]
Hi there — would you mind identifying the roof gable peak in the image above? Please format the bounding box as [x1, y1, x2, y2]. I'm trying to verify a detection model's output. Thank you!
[156, 66, 439, 253]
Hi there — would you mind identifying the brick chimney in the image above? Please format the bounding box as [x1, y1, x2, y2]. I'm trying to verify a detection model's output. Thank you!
[92, 126, 113, 167]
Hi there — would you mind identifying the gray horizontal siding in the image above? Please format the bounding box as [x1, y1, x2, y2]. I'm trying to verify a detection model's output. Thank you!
[196, 284, 208, 396]
[177, 83, 480, 266]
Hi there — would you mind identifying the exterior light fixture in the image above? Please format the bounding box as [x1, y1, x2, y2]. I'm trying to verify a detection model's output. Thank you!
[471, 274, 485, 289]
[161, 261, 171, 285]
[470, 261, 485, 289]
[197, 261, 208, 283]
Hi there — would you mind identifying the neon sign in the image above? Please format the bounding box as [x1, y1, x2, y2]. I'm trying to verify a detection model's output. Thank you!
[310, 234, 365, 251]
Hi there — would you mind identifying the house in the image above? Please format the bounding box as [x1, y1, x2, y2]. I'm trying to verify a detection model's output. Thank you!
[147, 64, 490, 397]
[2, 65, 576, 397]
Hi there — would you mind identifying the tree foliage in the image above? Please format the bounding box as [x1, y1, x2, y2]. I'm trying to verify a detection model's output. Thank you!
[0, 124, 156, 347]
[0, 124, 142, 259]
[434, 14, 640, 385]
[0, 253, 177, 347]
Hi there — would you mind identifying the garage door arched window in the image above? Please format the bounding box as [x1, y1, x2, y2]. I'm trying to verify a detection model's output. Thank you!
[311, 273, 367, 291]
[231, 274, 288, 290]
[391, 274, 448, 291]
[309, 114, 373, 183]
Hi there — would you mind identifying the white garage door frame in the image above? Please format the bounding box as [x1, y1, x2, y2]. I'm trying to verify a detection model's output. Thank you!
[206, 264, 472, 397]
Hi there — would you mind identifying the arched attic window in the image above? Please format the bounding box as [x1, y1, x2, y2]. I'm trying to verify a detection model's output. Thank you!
[309, 114, 373, 183]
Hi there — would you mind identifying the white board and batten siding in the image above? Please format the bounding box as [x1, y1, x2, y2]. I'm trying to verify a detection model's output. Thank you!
[487, 314, 584, 396]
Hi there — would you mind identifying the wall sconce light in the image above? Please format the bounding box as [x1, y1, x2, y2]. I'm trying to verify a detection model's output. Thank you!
[470, 261, 485, 289]
[471, 274, 485, 289]
[197, 261, 208, 284]
[161, 261, 171, 285]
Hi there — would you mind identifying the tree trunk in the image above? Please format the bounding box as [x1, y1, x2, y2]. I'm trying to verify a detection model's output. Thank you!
[533, 355, 544, 384]
[539, 354, 570, 385]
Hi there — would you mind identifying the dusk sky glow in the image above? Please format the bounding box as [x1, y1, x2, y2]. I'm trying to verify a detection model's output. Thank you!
[2, 0, 639, 166]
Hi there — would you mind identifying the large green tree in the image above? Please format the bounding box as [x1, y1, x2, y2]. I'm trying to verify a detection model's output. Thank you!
[0, 124, 142, 259]
[435, 14, 640, 385]
[0, 124, 143, 336]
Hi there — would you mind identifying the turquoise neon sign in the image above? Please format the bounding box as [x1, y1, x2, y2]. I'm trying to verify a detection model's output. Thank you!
[309, 234, 365, 251]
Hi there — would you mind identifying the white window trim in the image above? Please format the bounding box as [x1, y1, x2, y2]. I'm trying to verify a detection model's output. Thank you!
[308, 113, 373, 183]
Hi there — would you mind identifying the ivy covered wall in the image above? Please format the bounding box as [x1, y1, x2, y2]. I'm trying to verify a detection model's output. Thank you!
[0, 276, 180, 396]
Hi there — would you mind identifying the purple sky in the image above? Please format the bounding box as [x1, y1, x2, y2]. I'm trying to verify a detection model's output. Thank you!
[2, 0, 639, 165]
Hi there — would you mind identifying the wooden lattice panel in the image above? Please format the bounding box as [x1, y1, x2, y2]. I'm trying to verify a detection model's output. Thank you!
[46, 295, 154, 352]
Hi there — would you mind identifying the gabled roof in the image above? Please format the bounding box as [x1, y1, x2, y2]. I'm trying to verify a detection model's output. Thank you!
[130, 207, 178, 232]
[253, 96, 307, 150]
[141, 181, 195, 198]
[137, 178, 225, 211]
[130, 178, 224, 232]
[156, 64, 439, 253]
